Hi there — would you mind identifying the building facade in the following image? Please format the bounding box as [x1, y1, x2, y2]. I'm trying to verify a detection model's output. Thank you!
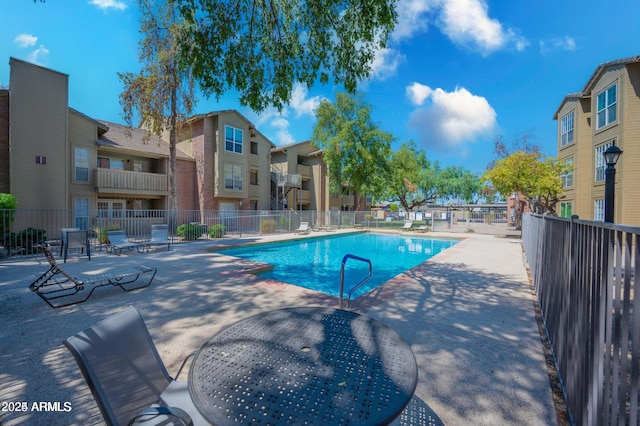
[555, 55, 640, 225]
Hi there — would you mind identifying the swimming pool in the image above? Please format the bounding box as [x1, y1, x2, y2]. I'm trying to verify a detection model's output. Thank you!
[218, 233, 458, 298]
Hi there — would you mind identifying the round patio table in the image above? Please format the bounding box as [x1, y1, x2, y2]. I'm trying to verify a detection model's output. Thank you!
[188, 307, 418, 425]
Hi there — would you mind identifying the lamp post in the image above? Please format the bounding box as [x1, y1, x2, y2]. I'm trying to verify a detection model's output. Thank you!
[603, 145, 623, 223]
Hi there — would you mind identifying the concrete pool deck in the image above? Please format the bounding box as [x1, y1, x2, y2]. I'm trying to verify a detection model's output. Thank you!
[0, 230, 559, 425]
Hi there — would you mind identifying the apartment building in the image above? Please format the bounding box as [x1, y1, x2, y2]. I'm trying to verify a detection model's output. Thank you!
[555, 55, 640, 225]
[271, 140, 372, 212]
[1, 58, 275, 229]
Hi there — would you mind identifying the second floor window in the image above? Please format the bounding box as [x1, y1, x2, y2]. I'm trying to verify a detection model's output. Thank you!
[597, 84, 617, 129]
[224, 164, 243, 190]
[562, 157, 573, 188]
[74, 147, 90, 182]
[559, 202, 572, 218]
[560, 111, 574, 147]
[225, 125, 243, 154]
[595, 142, 613, 182]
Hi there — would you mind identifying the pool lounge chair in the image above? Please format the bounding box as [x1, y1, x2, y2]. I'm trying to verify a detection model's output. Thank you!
[401, 221, 413, 231]
[294, 222, 310, 235]
[29, 243, 157, 308]
[416, 225, 429, 232]
[63, 306, 204, 425]
[106, 230, 145, 255]
[146, 224, 171, 252]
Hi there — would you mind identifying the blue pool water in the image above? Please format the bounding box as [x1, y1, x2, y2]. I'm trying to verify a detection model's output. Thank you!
[218, 233, 458, 298]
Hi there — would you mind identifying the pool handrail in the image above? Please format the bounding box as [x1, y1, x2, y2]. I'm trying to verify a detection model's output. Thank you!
[339, 254, 373, 309]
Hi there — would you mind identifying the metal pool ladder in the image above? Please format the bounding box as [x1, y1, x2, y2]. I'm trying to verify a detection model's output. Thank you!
[339, 254, 373, 309]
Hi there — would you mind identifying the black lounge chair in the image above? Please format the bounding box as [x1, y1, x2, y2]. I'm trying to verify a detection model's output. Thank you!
[63, 306, 204, 425]
[106, 230, 146, 255]
[29, 243, 156, 308]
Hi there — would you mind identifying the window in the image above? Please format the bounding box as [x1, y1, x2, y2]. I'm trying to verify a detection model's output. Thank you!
[111, 159, 125, 170]
[224, 164, 243, 190]
[74, 147, 90, 182]
[595, 142, 614, 181]
[560, 111, 574, 147]
[74, 198, 89, 229]
[225, 125, 243, 154]
[594, 199, 605, 221]
[250, 170, 258, 185]
[562, 157, 573, 188]
[597, 84, 617, 129]
[559, 202, 572, 218]
[251, 141, 258, 155]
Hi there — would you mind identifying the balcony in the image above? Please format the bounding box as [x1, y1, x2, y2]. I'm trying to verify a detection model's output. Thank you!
[298, 164, 311, 180]
[249, 184, 260, 198]
[95, 168, 168, 195]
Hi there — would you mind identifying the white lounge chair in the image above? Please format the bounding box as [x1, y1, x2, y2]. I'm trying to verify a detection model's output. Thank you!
[416, 225, 429, 232]
[106, 230, 145, 255]
[401, 221, 413, 231]
[294, 222, 310, 235]
[146, 224, 171, 252]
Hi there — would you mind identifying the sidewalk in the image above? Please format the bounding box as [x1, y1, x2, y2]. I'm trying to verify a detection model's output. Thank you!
[0, 231, 557, 425]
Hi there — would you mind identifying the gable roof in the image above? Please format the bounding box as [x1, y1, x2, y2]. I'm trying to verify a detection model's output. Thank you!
[97, 121, 193, 160]
[553, 55, 640, 120]
[187, 109, 276, 149]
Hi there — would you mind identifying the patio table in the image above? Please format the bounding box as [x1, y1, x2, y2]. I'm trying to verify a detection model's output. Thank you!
[188, 306, 418, 425]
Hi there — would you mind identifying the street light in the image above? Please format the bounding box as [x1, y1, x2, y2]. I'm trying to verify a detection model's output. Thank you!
[603, 144, 623, 223]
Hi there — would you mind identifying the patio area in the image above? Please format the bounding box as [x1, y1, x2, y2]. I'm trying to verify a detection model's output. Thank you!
[0, 230, 558, 425]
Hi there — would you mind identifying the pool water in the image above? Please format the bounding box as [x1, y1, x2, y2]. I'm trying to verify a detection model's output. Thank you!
[218, 233, 458, 298]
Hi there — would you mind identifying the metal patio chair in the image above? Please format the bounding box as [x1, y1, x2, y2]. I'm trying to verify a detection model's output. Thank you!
[106, 230, 145, 255]
[146, 224, 171, 252]
[63, 306, 204, 426]
[63, 229, 91, 263]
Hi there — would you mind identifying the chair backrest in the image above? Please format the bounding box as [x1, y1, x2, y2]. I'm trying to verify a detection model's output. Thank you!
[151, 224, 168, 241]
[61, 227, 80, 245]
[403, 222, 412, 229]
[63, 306, 172, 426]
[106, 230, 128, 245]
[299, 222, 309, 229]
[66, 230, 88, 250]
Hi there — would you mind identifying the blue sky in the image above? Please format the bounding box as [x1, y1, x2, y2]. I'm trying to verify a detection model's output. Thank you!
[2, 0, 640, 174]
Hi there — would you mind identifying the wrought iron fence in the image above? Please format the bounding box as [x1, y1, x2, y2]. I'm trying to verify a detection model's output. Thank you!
[522, 214, 640, 425]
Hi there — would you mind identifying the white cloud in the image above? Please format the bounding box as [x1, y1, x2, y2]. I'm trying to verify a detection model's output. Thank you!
[406, 84, 497, 152]
[540, 36, 577, 55]
[370, 48, 405, 80]
[14, 34, 37, 48]
[438, 0, 527, 55]
[27, 45, 50, 65]
[89, 0, 127, 11]
[391, 0, 528, 55]
[289, 84, 325, 117]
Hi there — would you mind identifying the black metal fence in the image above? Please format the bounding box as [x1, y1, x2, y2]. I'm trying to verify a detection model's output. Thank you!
[522, 214, 640, 425]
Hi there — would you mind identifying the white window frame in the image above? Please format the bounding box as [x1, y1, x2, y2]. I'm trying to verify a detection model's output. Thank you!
[224, 164, 243, 190]
[594, 199, 605, 222]
[562, 157, 573, 188]
[74, 147, 90, 182]
[561, 111, 574, 147]
[595, 142, 614, 182]
[224, 125, 243, 154]
[596, 83, 617, 129]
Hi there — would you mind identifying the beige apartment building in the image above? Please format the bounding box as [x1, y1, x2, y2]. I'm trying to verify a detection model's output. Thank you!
[555, 55, 640, 225]
[271, 141, 372, 212]
[0, 58, 275, 229]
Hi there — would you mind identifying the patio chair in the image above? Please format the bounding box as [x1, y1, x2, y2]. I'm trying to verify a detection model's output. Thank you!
[146, 224, 171, 252]
[401, 221, 413, 231]
[63, 306, 205, 426]
[416, 225, 429, 232]
[29, 243, 157, 308]
[106, 230, 145, 255]
[63, 229, 91, 263]
[294, 222, 310, 235]
[59, 227, 79, 256]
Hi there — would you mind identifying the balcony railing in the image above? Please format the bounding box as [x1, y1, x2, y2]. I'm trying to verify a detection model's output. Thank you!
[95, 168, 167, 194]
[298, 164, 311, 180]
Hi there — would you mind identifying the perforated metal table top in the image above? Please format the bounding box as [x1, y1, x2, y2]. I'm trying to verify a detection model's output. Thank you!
[188, 307, 418, 426]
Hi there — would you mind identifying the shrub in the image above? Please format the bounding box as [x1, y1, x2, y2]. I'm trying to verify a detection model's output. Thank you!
[208, 224, 226, 238]
[177, 223, 202, 240]
[5, 227, 47, 254]
[92, 225, 120, 244]
[261, 219, 276, 234]
[0, 193, 17, 241]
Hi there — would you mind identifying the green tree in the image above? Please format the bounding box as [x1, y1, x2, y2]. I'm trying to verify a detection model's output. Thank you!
[387, 142, 435, 212]
[482, 151, 569, 217]
[438, 166, 482, 204]
[0, 193, 18, 247]
[175, 0, 397, 112]
[313, 92, 393, 208]
[119, 0, 197, 212]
